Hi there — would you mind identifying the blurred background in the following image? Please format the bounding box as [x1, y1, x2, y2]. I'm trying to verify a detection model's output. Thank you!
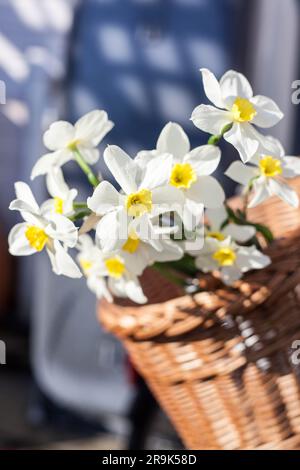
[0, 0, 299, 450]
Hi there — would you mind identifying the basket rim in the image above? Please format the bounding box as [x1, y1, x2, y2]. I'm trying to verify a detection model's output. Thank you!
[99, 228, 300, 341]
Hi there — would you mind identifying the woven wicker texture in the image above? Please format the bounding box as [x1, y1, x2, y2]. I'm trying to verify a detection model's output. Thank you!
[100, 177, 300, 450]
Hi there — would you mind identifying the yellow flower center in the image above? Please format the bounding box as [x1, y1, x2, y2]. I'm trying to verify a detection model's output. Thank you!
[67, 139, 81, 151]
[212, 247, 236, 267]
[126, 189, 152, 217]
[80, 259, 93, 274]
[122, 233, 140, 254]
[231, 97, 257, 123]
[170, 163, 197, 189]
[259, 156, 282, 178]
[54, 197, 64, 214]
[206, 231, 226, 241]
[105, 257, 125, 279]
[25, 226, 48, 252]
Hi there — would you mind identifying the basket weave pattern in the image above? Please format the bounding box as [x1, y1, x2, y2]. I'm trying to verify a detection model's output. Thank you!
[100, 178, 300, 450]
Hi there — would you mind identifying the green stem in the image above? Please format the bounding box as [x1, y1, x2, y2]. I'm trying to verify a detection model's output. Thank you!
[69, 209, 91, 222]
[207, 123, 233, 146]
[73, 202, 88, 209]
[72, 147, 100, 188]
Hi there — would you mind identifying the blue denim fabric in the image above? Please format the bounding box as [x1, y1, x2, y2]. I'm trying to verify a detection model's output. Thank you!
[67, 0, 243, 188]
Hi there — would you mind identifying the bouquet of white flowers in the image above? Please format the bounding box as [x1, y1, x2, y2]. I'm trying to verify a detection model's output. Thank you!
[8, 68, 300, 451]
[8, 69, 300, 304]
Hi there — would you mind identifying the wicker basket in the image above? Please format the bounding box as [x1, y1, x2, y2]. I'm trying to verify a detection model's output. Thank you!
[100, 177, 300, 450]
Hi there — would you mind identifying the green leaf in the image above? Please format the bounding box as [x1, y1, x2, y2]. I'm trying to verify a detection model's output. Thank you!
[253, 223, 274, 244]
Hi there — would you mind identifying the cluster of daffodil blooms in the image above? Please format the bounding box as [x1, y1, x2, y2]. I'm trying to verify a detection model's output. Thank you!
[8, 69, 300, 303]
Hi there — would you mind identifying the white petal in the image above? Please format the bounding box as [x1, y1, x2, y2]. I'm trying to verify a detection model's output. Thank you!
[259, 135, 285, 157]
[151, 185, 184, 216]
[220, 70, 253, 102]
[224, 122, 259, 163]
[135, 150, 157, 168]
[8, 223, 36, 256]
[121, 246, 150, 276]
[184, 223, 205, 253]
[10, 182, 45, 225]
[31, 153, 55, 180]
[248, 179, 269, 208]
[48, 240, 82, 278]
[130, 215, 163, 251]
[125, 275, 147, 304]
[107, 277, 126, 299]
[221, 266, 242, 285]
[77, 233, 94, 251]
[140, 153, 173, 190]
[46, 213, 78, 247]
[15, 181, 39, 212]
[9, 199, 46, 226]
[250, 136, 285, 166]
[236, 246, 271, 272]
[191, 104, 232, 135]
[187, 176, 225, 208]
[63, 189, 78, 216]
[202, 236, 222, 254]
[184, 145, 221, 176]
[87, 181, 123, 215]
[108, 276, 147, 304]
[104, 145, 138, 194]
[181, 199, 204, 231]
[223, 223, 256, 243]
[9, 199, 35, 214]
[75, 110, 114, 146]
[225, 161, 257, 186]
[150, 239, 183, 262]
[87, 276, 112, 302]
[31, 150, 72, 179]
[132, 150, 158, 188]
[268, 178, 299, 208]
[46, 167, 69, 199]
[96, 209, 127, 253]
[200, 68, 225, 108]
[251, 95, 284, 128]
[43, 121, 75, 151]
[108, 275, 147, 304]
[40, 199, 56, 217]
[77, 144, 99, 164]
[156, 122, 190, 160]
[282, 156, 300, 178]
[206, 206, 227, 231]
[195, 254, 218, 273]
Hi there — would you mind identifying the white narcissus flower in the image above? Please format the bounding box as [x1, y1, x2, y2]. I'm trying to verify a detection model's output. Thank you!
[225, 137, 300, 208]
[8, 182, 82, 279]
[77, 235, 147, 304]
[31, 110, 114, 179]
[136, 122, 225, 230]
[76, 235, 113, 302]
[41, 167, 78, 217]
[191, 69, 283, 163]
[205, 206, 256, 243]
[117, 229, 183, 275]
[87, 145, 184, 253]
[191, 236, 270, 286]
